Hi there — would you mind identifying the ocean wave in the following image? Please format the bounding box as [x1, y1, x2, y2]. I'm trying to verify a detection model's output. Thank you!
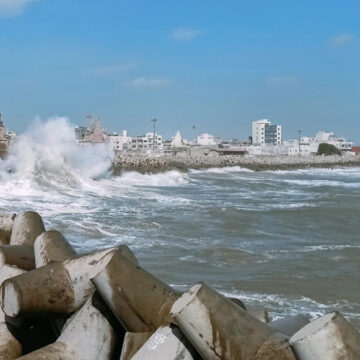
[111, 170, 190, 187]
[219, 290, 360, 324]
[0, 117, 113, 204]
[282, 179, 360, 188]
[265, 202, 316, 209]
[269, 244, 360, 254]
[190, 166, 254, 174]
[166, 285, 359, 326]
[265, 167, 360, 176]
[300, 244, 360, 252]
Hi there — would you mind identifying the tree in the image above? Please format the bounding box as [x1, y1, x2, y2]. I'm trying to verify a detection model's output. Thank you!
[317, 143, 342, 156]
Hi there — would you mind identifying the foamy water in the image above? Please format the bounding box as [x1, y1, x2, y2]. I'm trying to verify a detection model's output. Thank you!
[0, 118, 359, 328]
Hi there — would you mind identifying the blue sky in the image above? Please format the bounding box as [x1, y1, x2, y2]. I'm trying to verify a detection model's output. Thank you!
[0, 0, 359, 142]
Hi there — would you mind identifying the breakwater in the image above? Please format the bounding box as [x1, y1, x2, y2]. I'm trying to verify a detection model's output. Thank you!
[0, 211, 359, 359]
[112, 152, 360, 173]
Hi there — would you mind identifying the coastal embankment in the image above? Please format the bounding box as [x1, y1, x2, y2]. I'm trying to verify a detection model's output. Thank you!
[112, 152, 360, 174]
[0, 211, 359, 359]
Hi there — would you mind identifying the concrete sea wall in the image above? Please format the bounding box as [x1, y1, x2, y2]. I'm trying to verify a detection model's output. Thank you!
[112, 152, 360, 174]
[0, 211, 359, 359]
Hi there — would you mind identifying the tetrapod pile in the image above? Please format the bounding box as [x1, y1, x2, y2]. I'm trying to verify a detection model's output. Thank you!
[0, 211, 359, 359]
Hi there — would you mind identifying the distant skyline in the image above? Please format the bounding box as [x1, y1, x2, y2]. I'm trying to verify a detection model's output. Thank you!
[0, 0, 359, 142]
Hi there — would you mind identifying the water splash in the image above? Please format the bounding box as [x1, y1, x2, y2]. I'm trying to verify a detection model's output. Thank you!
[0, 116, 112, 188]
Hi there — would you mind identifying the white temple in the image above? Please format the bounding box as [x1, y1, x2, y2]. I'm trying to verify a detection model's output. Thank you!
[171, 131, 184, 147]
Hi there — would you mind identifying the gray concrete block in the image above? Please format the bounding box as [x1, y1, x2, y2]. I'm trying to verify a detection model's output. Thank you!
[34, 230, 76, 267]
[119, 331, 152, 360]
[171, 282, 296, 360]
[131, 325, 200, 360]
[290, 312, 360, 359]
[16, 293, 116, 360]
[0, 245, 35, 271]
[10, 212, 45, 246]
[92, 251, 180, 332]
[1, 246, 137, 317]
[269, 314, 310, 337]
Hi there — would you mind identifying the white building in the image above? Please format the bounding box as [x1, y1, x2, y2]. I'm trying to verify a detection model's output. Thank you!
[196, 133, 220, 146]
[283, 131, 353, 156]
[171, 131, 185, 148]
[6, 130, 17, 139]
[131, 132, 163, 150]
[252, 119, 282, 145]
[107, 130, 132, 151]
[313, 131, 353, 152]
[244, 129, 353, 156]
[244, 143, 287, 156]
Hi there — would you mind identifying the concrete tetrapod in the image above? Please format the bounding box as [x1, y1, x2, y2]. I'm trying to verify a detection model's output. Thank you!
[170, 283, 296, 360]
[32, 231, 77, 335]
[0, 213, 16, 245]
[10, 212, 45, 246]
[229, 297, 247, 310]
[290, 312, 360, 359]
[1, 246, 137, 318]
[0, 232, 9, 246]
[131, 325, 201, 360]
[0, 265, 26, 360]
[34, 230, 76, 268]
[269, 315, 310, 337]
[119, 332, 153, 360]
[246, 306, 271, 323]
[0, 323, 22, 360]
[16, 292, 116, 360]
[230, 298, 271, 322]
[0, 245, 35, 271]
[92, 251, 180, 332]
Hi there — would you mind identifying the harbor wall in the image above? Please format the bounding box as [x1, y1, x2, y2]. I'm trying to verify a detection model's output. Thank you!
[112, 152, 360, 174]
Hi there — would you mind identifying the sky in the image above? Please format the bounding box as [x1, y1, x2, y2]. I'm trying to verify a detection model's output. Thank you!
[0, 0, 359, 142]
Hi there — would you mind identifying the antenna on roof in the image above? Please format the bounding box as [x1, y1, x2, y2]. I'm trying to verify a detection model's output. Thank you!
[151, 118, 158, 149]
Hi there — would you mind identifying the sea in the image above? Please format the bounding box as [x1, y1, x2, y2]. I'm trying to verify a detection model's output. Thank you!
[0, 117, 359, 329]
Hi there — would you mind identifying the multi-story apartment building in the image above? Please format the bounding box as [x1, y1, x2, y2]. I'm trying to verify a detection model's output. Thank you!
[252, 119, 282, 145]
[107, 130, 132, 151]
[75, 126, 89, 141]
[131, 132, 163, 150]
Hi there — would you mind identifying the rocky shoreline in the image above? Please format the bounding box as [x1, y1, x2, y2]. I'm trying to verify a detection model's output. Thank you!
[112, 153, 360, 174]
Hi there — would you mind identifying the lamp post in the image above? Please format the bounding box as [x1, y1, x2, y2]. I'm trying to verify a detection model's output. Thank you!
[151, 119, 158, 150]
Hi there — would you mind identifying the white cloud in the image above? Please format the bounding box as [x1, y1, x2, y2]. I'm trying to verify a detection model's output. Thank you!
[125, 77, 170, 88]
[0, 0, 39, 17]
[87, 63, 137, 76]
[331, 34, 353, 47]
[266, 76, 297, 84]
[170, 27, 203, 40]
